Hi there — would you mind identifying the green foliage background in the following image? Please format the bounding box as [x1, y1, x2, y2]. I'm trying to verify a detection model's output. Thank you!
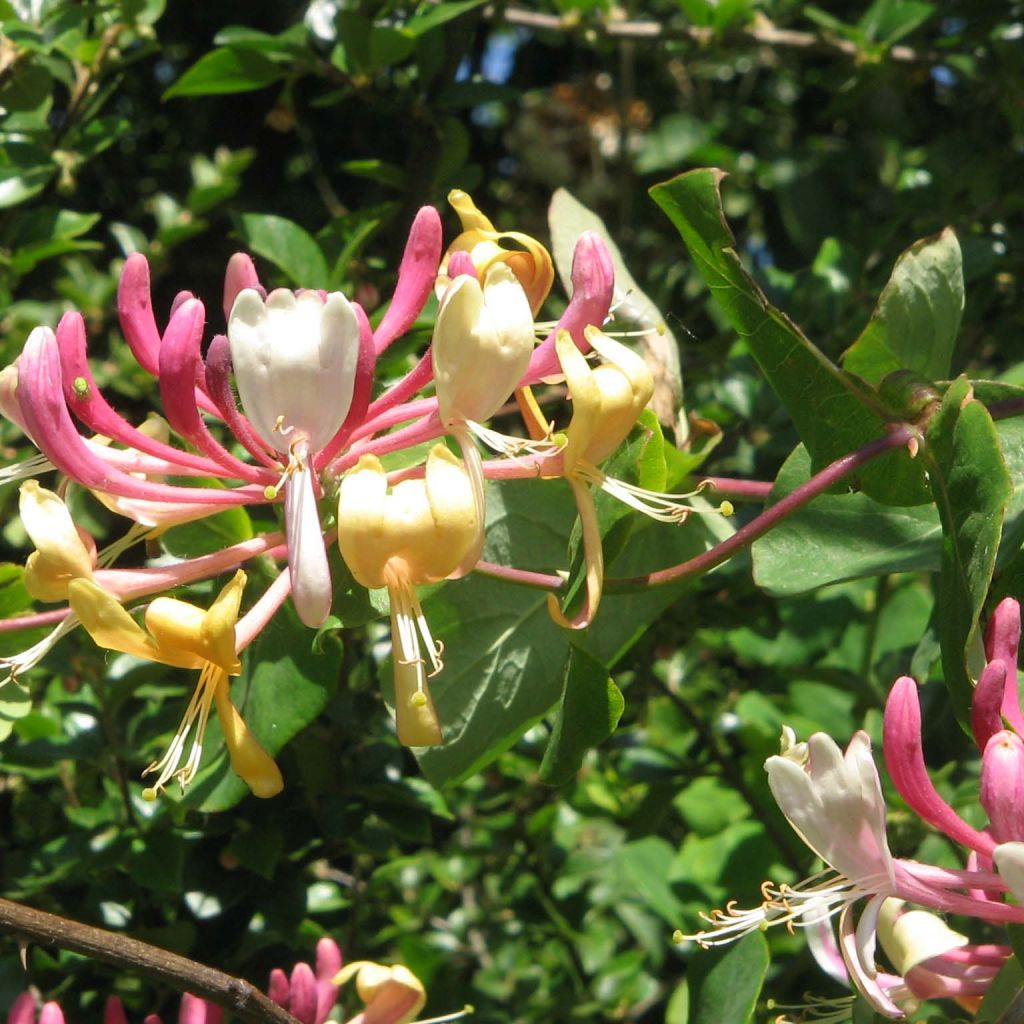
[1, 1, 1023, 1021]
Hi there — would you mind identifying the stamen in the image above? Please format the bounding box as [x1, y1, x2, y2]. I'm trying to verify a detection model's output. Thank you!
[0, 615, 80, 684]
[411, 1007, 475, 1024]
[0, 453, 53, 487]
[262, 440, 308, 500]
[96, 521, 160, 568]
[272, 415, 296, 438]
[766, 994, 856, 1024]
[142, 663, 224, 800]
[576, 468, 733, 524]
[467, 420, 565, 462]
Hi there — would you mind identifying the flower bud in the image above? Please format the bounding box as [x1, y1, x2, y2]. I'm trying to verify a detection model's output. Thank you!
[980, 729, 1024, 842]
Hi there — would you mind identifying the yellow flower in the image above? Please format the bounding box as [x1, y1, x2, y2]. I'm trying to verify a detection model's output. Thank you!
[67, 570, 282, 800]
[526, 328, 731, 629]
[337, 445, 477, 746]
[335, 962, 425, 1024]
[19, 480, 96, 602]
[438, 189, 554, 315]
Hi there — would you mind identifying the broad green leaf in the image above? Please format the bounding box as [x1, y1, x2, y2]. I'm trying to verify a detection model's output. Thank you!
[163, 47, 286, 99]
[539, 647, 624, 786]
[689, 932, 769, 1024]
[332, 14, 415, 75]
[237, 213, 329, 288]
[752, 445, 941, 595]
[649, 168, 927, 505]
[860, 0, 935, 44]
[0, 159, 54, 208]
[926, 377, 1012, 724]
[187, 600, 339, 812]
[549, 187, 686, 441]
[844, 228, 963, 386]
[417, 475, 732, 786]
[616, 837, 684, 924]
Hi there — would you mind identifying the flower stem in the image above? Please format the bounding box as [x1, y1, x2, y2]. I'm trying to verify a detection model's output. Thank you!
[0, 897, 300, 1023]
[606, 425, 917, 592]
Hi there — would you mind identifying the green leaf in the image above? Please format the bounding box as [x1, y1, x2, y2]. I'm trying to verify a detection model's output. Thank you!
[163, 47, 286, 99]
[926, 378, 1013, 724]
[978, 955, 1024, 1023]
[549, 187, 686, 440]
[616, 837, 684, 924]
[649, 168, 927, 505]
[402, 0, 488, 36]
[844, 228, 963, 387]
[0, 155, 54, 208]
[689, 932, 769, 1024]
[0, 681, 32, 743]
[539, 647, 624, 785]
[859, 0, 935, 45]
[187, 600, 339, 812]
[752, 445, 940, 595]
[332, 14, 415, 75]
[237, 213, 329, 289]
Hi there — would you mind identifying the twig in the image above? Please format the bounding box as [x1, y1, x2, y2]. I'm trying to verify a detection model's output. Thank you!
[494, 5, 944, 64]
[0, 898, 300, 1024]
[606, 425, 917, 591]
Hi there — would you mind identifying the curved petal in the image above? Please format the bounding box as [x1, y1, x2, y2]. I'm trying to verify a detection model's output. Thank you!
[285, 464, 332, 627]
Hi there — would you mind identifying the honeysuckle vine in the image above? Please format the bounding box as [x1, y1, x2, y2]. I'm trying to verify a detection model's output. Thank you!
[0, 183, 1000, 820]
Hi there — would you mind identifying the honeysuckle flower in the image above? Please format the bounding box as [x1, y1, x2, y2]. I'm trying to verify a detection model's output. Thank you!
[335, 962, 425, 1024]
[67, 570, 282, 800]
[5, 995, 65, 1024]
[19, 480, 96, 602]
[527, 327, 731, 628]
[228, 287, 374, 627]
[437, 189, 554, 315]
[268, 937, 344, 1024]
[431, 261, 539, 577]
[337, 445, 477, 746]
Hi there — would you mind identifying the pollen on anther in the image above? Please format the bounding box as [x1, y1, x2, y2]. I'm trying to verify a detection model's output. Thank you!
[263, 485, 279, 500]
[411, 691, 428, 708]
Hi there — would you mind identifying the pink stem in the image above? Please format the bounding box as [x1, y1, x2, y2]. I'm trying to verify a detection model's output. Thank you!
[702, 476, 773, 500]
[236, 567, 293, 651]
[0, 607, 71, 632]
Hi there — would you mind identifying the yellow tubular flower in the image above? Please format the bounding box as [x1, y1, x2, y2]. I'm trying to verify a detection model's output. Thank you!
[437, 189, 554, 315]
[20, 480, 96, 602]
[337, 446, 477, 746]
[67, 570, 282, 800]
[335, 962, 426, 1024]
[544, 327, 732, 630]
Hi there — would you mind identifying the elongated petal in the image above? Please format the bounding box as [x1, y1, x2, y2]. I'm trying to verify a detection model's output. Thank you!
[203, 334, 279, 468]
[287, 963, 318, 1024]
[285, 466, 332, 627]
[268, 968, 290, 1009]
[548, 478, 603, 630]
[315, 938, 344, 1023]
[7, 993, 37, 1024]
[223, 252, 262, 323]
[980, 730, 1024, 843]
[117, 253, 161, 376]
[158, 299, 269, 483]
[556, 329, 602, 476]
[335, 963, 426, 1024]
[432, 264, 534, 427]
[213, 681, 283, 798]
[18, 328, 263, 507]
[38, 1004, 65, 1024]
[972, 659, 1008, 752]
[20, 480, 95, 601]
[229, 288, 359, 454]
[57, 312, 233, 478]
[104, 998, 129, 1024]
[373, 205, 442, 353]
[883, 676, 995, 856]
[767, 731, 894, 886]
[838, 901, 904, 1019]
[525, 232, 615, 384]
[986, 598, 1024, 735]
[69, 579, 202, 669]
[314, 300, 377, 469]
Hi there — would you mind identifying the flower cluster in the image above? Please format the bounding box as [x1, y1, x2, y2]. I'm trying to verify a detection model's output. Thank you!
[679, 597, 1024, 1021]
[0, 191, 728, 799]
[5, 940, 467, 1024]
